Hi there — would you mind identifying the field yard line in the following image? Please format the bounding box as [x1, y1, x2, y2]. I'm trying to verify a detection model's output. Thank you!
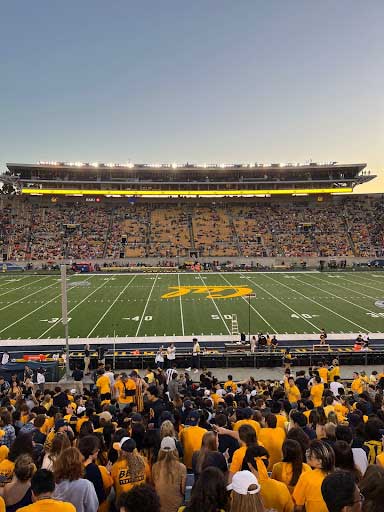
[0, 279, 59, 313]
[0, 276, 51, 298]
[292, 276, 375, 312]
[0, 289, 64, 335]
[242, 274, 321, 331]
[310, 275, 379, 300]
[196, 274, 231, 334]
[177, 274, 185, 336]
[0, 276, 31, 289]
[219, 273, 278, 334]
[263, 274, 370, 332]
[350, 274, 384, 285]
[87, 275, 137, 338]
[331, 275, 384, 293]
[135, 274, 159, 336]
[38, 276, 109, 338]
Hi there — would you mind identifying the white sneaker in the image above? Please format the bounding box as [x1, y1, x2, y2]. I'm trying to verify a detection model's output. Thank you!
[185, 367, 191, 372]
[194, 369, 199, 373]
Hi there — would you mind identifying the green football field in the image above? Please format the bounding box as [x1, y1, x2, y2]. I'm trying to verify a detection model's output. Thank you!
[0, 271, 383, 341]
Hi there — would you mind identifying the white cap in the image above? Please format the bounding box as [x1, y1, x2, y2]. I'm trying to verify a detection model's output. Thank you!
[227, 470, 261, 495]
[77, 406, 86, 415]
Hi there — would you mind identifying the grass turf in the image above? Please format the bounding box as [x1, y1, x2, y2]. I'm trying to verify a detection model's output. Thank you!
[0, 271, 383, 340]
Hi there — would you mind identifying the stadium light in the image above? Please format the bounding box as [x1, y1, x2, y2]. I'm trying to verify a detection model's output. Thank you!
[171, 162, 178, 169]
[91, 162, 99, 167]
[21, 187, 354, 197]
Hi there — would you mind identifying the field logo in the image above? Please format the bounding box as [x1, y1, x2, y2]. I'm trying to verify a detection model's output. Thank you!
[161, 285, 253, 299]
[375, 300, 384, 309]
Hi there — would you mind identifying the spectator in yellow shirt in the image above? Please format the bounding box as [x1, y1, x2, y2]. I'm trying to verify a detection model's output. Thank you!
[111, 437, 151, 501]
[114, 373, 136, 406]
[318, 362, 329, 383]
[233, 408, 261, 437]
[321, 470, 363, 512]
[272, 439, 312, 493]
[292, 440, 335, 512]
[285, 376, 301, 404]
[18, 468, 75, 512]
[351, 372, 364, 396]
[258, 414, 286, 470]
[224, 375, 238, 393]
[243, 450, 294, 512]
[179, 411, 207, 469]
[310, 376, 324, 407]
[95, 369, 111, 401]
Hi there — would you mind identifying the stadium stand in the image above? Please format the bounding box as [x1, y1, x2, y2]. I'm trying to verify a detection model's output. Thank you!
[2, 197, 383, 261]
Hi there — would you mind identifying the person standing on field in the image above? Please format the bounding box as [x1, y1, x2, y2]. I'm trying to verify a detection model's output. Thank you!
[84, 344, 91, 375]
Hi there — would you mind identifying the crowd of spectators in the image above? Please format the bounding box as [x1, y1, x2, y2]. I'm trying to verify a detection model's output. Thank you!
[1, 197, 383, 261]
[0, 357, 382, 511]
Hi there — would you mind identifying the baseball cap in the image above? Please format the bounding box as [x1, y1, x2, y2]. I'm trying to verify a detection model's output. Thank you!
[186, 411, 200, 426]
[113, 436, 136, 452]
[54, 419, 69, 431]
[99, 411, 112, 422]
[160, 411, 175, 424]
[160, 436, 176, 451]
[227, 470, 261, 495]
[77, 406, 86, 415]
[70, 389, 76, 395]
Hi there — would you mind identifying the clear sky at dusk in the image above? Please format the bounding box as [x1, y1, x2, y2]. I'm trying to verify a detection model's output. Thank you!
[0, 1, 383, 192]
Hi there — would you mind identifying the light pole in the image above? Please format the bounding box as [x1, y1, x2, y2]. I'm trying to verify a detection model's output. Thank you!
[248, 294, 251, 344]
[248, 293, 256, 344]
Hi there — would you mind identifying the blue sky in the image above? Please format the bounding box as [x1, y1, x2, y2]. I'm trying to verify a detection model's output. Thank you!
[1, 1, 383, 191]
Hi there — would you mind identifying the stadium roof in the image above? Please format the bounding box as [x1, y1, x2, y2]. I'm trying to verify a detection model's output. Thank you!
[7, 161, 367, 171]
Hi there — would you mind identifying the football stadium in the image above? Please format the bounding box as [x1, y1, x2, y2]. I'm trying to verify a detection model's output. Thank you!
[2, 3, 384, 511]
[0, 161, 383, 360]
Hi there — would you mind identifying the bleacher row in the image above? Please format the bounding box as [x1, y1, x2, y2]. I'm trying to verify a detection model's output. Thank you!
[1, 197, 383, 260]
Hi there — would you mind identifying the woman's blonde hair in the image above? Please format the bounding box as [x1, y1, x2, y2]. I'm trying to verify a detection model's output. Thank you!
[160, 420, 176, 440]
[155, 448, 180, 484]
[231, 490, 265, 512]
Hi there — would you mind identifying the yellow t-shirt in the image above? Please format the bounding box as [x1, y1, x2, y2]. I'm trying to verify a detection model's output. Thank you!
[179, 426, 207, 469]
[260, 477, 294, 512]
[275, 414, 287, 430]
[0, 496, 4, 512]
[224, 380, 237, 392]
[328, 366, 340, 381]
[114, 379, 136, 404]
[310, 383, 324, 407]
[271, 461, 312, 493]
[18, 498, 75, 512]
[286, 384, 301, 404]
[258, 427, 286, 470]
[96, 375, 111, 395]
[230, 446, 247, 474]
[292, 468, 328, 512]
[0, 446, 9, 464]
[318, 368, 329, 383]
[111, 455, 150, 500]
[229, 445, 267, 474]
[233, 419, 261, 437]
[351, 378, 364, 395]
